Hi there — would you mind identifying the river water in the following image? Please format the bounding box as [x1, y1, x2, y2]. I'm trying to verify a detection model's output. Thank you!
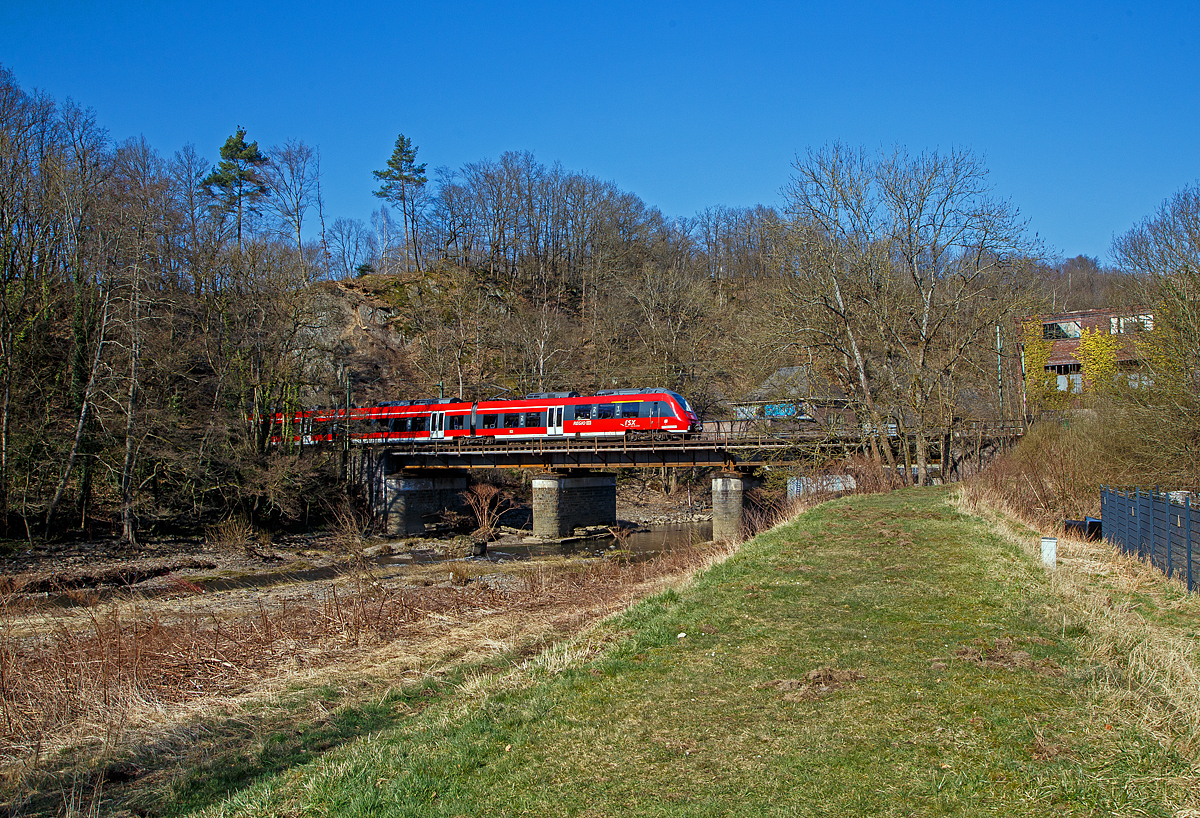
[479, 521, 714, 562]
[37, 521, 714, 606]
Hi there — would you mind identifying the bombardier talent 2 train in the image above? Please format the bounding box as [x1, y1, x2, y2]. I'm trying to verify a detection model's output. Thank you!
[267, 388, 701, 446]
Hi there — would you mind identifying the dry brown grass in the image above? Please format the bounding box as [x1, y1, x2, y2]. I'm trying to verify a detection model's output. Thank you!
[965, 419, 1120, 530]
[955, 482, 1200, 763]
[843, 454, 903, 494]
[204, 517, 258, 552]
[0, 540, 736, 798]
[742, 495, 820, 542]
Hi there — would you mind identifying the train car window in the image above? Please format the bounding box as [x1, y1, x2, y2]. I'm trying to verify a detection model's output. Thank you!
[411, 416, 426, 432]
[597, 404, 616, 420]
[621, 403, 641, 419]
[388, 417, 408, 433]
[449, 415, 464, 430]
[481, 414, 498, 429]
[525, 412, 542, 427]
[572, 405, 593, 420]
[503, 413, 521, 428]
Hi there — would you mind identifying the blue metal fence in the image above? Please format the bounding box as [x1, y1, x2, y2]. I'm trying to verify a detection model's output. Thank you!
[1101, 487, 1197, 592]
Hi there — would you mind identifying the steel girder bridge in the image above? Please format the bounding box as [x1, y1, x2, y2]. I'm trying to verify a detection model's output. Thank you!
[372, 422, 1025, 472]
[346, 422, 1023, 538]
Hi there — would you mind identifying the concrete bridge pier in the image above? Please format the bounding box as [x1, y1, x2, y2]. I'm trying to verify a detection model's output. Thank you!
[531, 471, 617, 539]
[381, 469, 469, 536]
[711, 472, 746, 543]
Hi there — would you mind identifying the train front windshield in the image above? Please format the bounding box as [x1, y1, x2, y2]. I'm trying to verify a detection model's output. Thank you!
[666, 391, 697, 418]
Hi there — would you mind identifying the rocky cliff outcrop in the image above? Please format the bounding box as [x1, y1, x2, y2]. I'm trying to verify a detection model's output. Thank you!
[306, 278, 414, 403]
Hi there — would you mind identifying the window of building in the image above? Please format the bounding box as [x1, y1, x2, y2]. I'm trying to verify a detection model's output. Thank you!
[1046, 363, 1081, 392]
[1111, 314, 1154, 334]
[1043, 321, 1081, 339]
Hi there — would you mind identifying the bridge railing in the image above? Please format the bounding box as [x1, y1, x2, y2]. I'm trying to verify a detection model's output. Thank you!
[360, 420, 1024, 455]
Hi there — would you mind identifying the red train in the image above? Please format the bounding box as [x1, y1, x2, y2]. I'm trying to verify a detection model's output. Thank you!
[268, 388, 701, 446]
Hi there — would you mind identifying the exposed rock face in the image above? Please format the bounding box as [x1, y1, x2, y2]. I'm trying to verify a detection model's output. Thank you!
[307, 279, 412, 403]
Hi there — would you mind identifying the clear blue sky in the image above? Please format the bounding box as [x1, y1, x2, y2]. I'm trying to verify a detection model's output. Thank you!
[2, 0, 1197, 263]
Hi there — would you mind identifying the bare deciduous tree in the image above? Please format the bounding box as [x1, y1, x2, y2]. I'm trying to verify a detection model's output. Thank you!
[266, 138, 320, 274]
[780, 143, 1034, 484]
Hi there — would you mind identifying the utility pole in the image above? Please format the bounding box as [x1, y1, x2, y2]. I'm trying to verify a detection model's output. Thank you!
[996, 324, 1004, 420]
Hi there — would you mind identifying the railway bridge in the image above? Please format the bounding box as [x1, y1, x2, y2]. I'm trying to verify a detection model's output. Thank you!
[346, 423, 1023, 542]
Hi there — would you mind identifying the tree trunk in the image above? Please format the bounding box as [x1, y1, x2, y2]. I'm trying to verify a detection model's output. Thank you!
[46, 287, 111, 536]
[120, 273, 141, 545]
[915, 431, 929, 486]
[896, 413, 913, 486]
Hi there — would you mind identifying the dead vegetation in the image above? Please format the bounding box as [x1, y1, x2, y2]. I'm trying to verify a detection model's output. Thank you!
[759, 667, 865, 702]
[0, 558, 217, 595]
[950, 637, 1064, 676]
[963, 419, 1120, 530]
[743, 495, 822, 543]
[955, 483, 1200, 764]
[0, 539, 736, 806]
[462, 484, 504, 540]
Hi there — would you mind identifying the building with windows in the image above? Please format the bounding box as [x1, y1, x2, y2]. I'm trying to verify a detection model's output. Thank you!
[1035, 307, 1152, 393]
[728, 366, 853, 432]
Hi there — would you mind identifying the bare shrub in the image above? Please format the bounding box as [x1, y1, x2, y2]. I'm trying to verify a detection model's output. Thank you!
[963, 420, 1113, 530]
[844, 455, 902, 494]
[743, 494, 814, 539]
[604, 524, 638, 564]
[205, 516, 257, 552]
[328, 498, 371, 554]
[461, 484, 503, 539]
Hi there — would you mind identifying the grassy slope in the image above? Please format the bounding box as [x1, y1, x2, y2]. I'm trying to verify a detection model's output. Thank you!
[184, 488, 1193, 817]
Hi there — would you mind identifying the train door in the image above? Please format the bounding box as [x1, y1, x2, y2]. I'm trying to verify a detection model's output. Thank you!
[548, 405, 565, 436]
[430, 411, 445, 440]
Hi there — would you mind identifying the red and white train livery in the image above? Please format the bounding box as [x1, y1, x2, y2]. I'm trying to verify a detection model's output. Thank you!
[269, 388, 701, 446]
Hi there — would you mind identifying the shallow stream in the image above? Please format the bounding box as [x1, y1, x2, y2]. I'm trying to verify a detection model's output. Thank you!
[481, 521, 713, 562]
[35, 521, 714, 607]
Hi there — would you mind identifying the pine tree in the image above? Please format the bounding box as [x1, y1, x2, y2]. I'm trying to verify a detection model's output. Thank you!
[204, 128, 269, 249]
[373, 133, 427, 271]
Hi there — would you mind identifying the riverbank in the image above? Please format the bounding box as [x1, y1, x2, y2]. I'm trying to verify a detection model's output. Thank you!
[17, 485, 1198, 816]
[0, 480, 712, 603]
[0, 531, 732, 816]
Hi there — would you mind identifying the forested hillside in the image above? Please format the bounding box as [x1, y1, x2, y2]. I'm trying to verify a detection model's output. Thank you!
[0, 65, 1132, 541]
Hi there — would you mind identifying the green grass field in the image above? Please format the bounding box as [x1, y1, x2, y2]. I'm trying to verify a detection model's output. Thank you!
[166, 487, 1197, 817]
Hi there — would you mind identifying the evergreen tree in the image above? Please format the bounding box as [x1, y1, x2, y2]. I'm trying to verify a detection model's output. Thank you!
[204, 127, 269, 249]
[373, 133, 427, 271]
